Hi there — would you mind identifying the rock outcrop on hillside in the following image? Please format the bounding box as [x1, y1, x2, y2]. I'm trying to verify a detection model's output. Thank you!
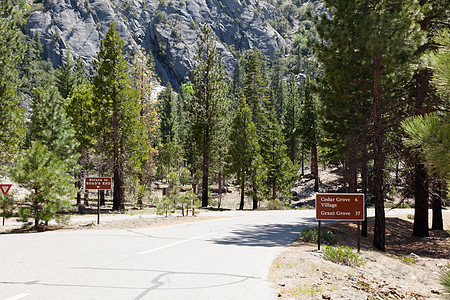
[26, 0, 287, 88]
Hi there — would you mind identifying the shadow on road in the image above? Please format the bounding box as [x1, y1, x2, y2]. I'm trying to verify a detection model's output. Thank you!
[210, 217, 317, 247]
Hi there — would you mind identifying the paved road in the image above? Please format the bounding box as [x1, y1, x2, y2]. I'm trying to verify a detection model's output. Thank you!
[0, 210, 320, 300]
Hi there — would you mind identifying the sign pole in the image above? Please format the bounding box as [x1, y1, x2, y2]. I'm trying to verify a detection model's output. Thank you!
[97, 190, 100, 225]
[357, 221, 361, 253]
[318, 220, 321, 250]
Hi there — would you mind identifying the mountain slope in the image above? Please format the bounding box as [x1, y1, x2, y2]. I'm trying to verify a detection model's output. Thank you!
[26, 0, 287, 88]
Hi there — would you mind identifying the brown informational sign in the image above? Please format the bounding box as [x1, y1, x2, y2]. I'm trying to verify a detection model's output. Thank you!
[316, 193, 365, 221]
[85, 177, 112, 190]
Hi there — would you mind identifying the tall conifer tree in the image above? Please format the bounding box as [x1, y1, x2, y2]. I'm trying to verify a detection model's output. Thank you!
[316, 0, 424, 250]
[187, 25, 227, 207]
[93, 23, 146, 210]
[0, 0, 25, 166]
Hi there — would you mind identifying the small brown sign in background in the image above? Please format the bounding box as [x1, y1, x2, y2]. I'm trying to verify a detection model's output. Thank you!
[316, 193, 364, 221]
[85, 177, 112, 190]
[84, 177, 112, 225]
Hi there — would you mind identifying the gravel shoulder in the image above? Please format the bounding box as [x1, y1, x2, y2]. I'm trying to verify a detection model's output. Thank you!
[269, 212, 450, 299]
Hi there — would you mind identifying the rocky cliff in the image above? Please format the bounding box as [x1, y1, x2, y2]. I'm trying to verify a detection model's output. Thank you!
[26, 0, 287, 88]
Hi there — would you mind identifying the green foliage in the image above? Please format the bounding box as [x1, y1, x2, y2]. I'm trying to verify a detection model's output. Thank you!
[166, 171, 179, 185]
[300, 227, 338, 245]
[155, 10, 169, 23]
[402, 113, 450, 181]
[187, 25, 228, 207]
[67, 83, 95, 151]
[260, 107, 295, 201]
[178, 167, 191, 185]
[0, 194, 15, 220]
[390, 254, 416, 265]
[0, 0, 25, 166]
[55, 50, 76, 99]
[266, 198, 288, 210]
[441, 267, 450, 294]
[402, 30, 450, 181]
[159, 84, 178, 144]
[156, 196, 174, 217]
[323, 246, 366, 267]
[93, 23, 149, 209]
[281, 77, 301, 164]
[9, 141, 75, 227]
[227, 97, 263, 209]
[27, 86, 79, 169]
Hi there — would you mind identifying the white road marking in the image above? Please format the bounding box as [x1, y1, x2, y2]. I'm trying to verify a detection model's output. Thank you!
[5, 293, 30, 300]
[138, 231, 220, 255]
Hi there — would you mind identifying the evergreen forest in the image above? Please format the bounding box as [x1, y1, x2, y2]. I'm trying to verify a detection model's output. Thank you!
[0, 0, 448, 251]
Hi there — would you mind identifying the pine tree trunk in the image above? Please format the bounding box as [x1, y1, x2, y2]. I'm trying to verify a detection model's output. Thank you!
[218, 172, 223, 210]
[301, 149, 304, 177]
[361, 126, 369, 237]
[311, 145, 319, 192]
[431, 180, 443, 230]
[239, 175, 245, 210]
[201, 132, 209, 207]
[412, 69, 431, 236]
[372, 54, 385, 251]
[289, 137, 296, 164]
[413, 162, 429, 236]
[112, 87, 122, 211]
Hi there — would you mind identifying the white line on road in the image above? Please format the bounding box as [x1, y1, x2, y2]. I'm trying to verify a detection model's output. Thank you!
[5, 293, 30, 300]
[138, 231, 220, 255]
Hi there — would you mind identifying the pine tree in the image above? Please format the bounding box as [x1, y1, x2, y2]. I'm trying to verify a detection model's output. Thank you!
[159, 84, 178, 144]
[227, 98, 263, 210]
[243, 48, 269, 131]
[131, 48, 159, 189]
[27, 86, 79, 169]
[282, 76, 301, 165]
[260, 106, 294, 205]
[0, 0, 25, 167]
[299, 80, 319, 192]
[316, 0, 424, 251]
[10, 141, 75, 228]
[407, 1, 449, 237]
[187, 25, 227, 207]
[93, 23, 147, 210]
[403, 29, 450, 182]
[55, 49, 76, 99]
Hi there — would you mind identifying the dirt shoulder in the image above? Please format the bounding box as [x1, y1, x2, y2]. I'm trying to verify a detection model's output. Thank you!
[269, 212, 450, 299]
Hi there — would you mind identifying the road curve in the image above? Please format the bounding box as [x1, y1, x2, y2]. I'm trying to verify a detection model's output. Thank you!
[0, 210, 318, 300]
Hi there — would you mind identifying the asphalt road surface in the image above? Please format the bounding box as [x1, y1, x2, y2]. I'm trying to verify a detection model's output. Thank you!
[0, 210, 319, 300]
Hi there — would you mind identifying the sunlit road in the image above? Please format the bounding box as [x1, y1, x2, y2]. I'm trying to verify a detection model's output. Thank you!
[0, 210, 319, 300]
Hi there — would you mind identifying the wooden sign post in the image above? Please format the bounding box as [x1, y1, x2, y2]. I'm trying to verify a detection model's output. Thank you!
[85, 177, 112, 224]
[316, 193, 365, 252]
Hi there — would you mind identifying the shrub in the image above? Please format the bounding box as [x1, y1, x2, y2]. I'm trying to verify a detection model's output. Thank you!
[323, 246, 366, 267]
[300, 227, 338, 245]
[407, 214, 414, 220]
[267, 199, 288, 210]
[156, 195, 174, 217]
[391, 254, 416, 264]
[155, 10, 169, 24]
[441, 268, 450, 294]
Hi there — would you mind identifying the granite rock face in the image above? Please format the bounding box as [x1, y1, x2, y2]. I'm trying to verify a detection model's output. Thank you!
[27, 0, 287, 88]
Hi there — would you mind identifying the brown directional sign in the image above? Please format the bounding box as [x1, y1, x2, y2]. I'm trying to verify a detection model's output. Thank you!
[85, 177, 112, 190]
[316, 193, 364, 221]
